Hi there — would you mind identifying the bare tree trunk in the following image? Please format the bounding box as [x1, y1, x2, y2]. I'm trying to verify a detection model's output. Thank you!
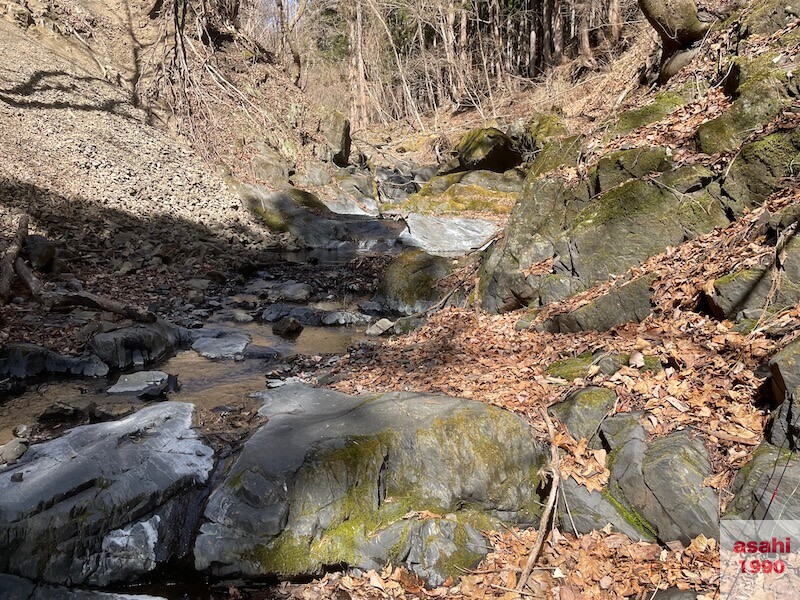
[609, 0, 623, 42]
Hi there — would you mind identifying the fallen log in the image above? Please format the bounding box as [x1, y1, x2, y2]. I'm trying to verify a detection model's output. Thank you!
[13, 257, 42, 297]
[0, 215, 29, 304]
[47, 291, 157, 323]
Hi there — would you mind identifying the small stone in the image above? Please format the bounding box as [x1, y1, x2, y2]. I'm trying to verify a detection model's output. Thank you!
[108, 371, 169, 394]
[12, 424, 31, 439]
[0, 438, 28, 464]
[366, 318, 395, 336]
[273, 317, 303, 337]
[10, 473, 23, 482]
[232, 310, 254, 323]
[187, 278, 212, 291]
[23, 234, 56, 270]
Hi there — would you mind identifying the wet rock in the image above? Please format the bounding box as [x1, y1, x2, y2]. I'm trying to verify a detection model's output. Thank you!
[191, 330, 251, 359]
[547, 275, 656, 333]
[0, 403, 214, 586]
[274, 281, 312, 302]
[399, 213, 498, 257]
[260, 303, 324, 325]
[0, 438, 27, 464]
[0, 573, 167, 599]
[366, 318, 395, 336]
[107, 371, 168, 394]
[272, 316, 303, 337]
[321, 311, 371, 326]
[243, 345, 282, 360]
[88, 320, 190, 371]
[726, 443, 800, 519]
[0, 343, 109, 380]
[549, 387, 617, 448]
[232, 310, 254, 323]
[194, 383, 546, 584]
[22, 234, 56, 271]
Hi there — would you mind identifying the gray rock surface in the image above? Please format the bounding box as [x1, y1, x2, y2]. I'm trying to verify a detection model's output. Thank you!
[0, 403, 214, 586]
[549, 275, 656, 333]
[88, 320, 190, 371]
[194, 383, 546, 584]
[559, 478, 654, 541]
[0, 343, 109, 380]
[366, 318, 395, 336]
[0, 438, 27, 464]
[769, 338, 800, 402]
[549, 386, 617, 448]
[0, 574, 166, 600]
[107, 371, 168, 394]
[767, 391, 800, 450]
[400, 213, 498, 256]
[600, 416, 718, 544]
[191, 330, 251, 359]
[726, 443, 800, 520]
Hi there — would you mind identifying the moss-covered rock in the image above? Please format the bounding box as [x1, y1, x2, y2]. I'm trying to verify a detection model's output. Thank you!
[770, 338, 800, 403]
[195, 383, 548, 584]
[549, 386, 617, 448]
[447, 127, 523, 173]
[528, 135, 583, 178]
[589, 147, 672, 195]
[521, 113, 569, 152]
[697, 53, 798, 155]
[614, 92, 686, 135]
[554, 172, 729, 287]
[399, 170, 523, 215]
[545, 351, 661, 380]
[548, 274, 656, 333]
[726, 442, 800, 519]
[740, 0, 800, 37]
[380, 250, 452, 315]
[721, 130, 800, 215]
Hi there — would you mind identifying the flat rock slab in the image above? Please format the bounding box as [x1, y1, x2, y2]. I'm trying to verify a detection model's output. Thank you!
[399, 213, 498, 256]
[191, 330, 251, 359]
[195, 383, 546, 585]
[0, 343, 109, 380]
[0, 403, 214, 587]
[107, 371, 168, 394]
[0, 574, 166, 599]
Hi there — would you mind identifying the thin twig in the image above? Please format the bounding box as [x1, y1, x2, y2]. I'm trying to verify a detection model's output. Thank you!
[517, 408, 561, 592]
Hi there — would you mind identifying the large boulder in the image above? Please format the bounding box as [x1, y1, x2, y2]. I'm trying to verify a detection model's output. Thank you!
[379, 250, 453, 315]
[399, 213, 498, 257]
[553, 167, 728, 289]
[194, 383, 547, 585]
[238, 183, 399, 249]
[600, 414, 718, 544]
[721, 130, 800, 216]
[0, 403, 214, 586]
[444, 127, 523, 174]
[549, 386, 617, 448]
[87, 320, 190, 371]
[399, 170, 522, 216]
